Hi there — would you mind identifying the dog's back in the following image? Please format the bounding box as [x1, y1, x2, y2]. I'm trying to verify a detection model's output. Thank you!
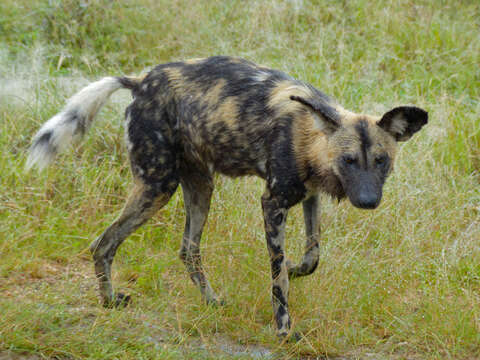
[125, 56, 334, 179]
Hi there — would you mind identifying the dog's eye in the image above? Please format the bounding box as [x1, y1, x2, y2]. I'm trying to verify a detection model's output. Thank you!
[343, 155, 357, 165]
[375, 155, 388, 166]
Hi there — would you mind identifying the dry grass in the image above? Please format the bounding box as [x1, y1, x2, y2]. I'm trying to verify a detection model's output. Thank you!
[1, 0, 479, 359]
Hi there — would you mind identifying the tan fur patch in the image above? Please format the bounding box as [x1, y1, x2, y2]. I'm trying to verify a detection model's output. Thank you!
[389, 114, 408, 135]
[268, 81, 313, 115]
[184, 58, 205, 64]
[213, 96, 239, 127]
[163, 67, 185, 92]
[128, 73, 148, 84]
[335, 107, 358, 123]
[204, 79, 226, 108]
[229, 57, 247, 64]
[291, 109, 329, 181]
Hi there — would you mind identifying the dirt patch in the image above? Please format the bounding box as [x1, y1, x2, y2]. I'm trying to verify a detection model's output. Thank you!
[0, 260, 390, 359]
[212, 336, 274, 358]
[0, 351, 42, 360]
[1, 260, 94, 302]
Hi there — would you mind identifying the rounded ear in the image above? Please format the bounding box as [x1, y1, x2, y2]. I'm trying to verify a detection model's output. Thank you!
[290, 95, 341, 134]
[377, 106, 428, 141]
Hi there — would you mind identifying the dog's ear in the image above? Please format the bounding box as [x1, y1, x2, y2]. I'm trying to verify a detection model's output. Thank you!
[377, 106, 428, 142]
[290, 95, 341, 134]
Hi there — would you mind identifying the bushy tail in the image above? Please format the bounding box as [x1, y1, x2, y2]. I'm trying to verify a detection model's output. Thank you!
[26, 76, 142, 170]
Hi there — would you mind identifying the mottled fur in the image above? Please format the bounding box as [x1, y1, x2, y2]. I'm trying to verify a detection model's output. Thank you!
[27, 56, 428, 338]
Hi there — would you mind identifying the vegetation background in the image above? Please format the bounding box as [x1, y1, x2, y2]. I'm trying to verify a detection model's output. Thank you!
[0, 0, 479, 358]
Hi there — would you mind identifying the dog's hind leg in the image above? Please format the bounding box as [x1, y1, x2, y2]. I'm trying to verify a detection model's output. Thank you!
[179, 175, 221, 305]
[287, 195, 320, 278]
[90, 179, 178, 307]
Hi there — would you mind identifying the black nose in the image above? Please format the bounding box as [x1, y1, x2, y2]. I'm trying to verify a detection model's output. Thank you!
[356, 192, 380, 209]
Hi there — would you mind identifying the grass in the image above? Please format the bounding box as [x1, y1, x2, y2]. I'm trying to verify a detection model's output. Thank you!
[0, 0, 479, 358]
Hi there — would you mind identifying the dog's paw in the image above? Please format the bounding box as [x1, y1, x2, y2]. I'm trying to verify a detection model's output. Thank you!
[206, 297, 226, 307]
[286, 259, 301, 278]
[103, 292, 131, 308]
[285, 258, 294, 269]
[287, 258, 318, 279]
[277, 331, 302, 343]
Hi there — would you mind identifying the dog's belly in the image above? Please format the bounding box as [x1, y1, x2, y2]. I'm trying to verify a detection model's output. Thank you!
[211, 155, 267, 178]
[180, 135, 268, 179]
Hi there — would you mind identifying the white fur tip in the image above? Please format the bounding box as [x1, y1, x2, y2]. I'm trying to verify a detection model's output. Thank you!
[26, 77, 123, 171]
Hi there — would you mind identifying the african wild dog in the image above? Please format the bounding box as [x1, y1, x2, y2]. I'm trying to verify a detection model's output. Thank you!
[27, 56, 427, 338]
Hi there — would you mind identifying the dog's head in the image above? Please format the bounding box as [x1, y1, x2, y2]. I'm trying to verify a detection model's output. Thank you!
[292, 96, 428, 209]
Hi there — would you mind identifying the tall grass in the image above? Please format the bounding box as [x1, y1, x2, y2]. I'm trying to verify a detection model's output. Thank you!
[0, 0, 479, 358]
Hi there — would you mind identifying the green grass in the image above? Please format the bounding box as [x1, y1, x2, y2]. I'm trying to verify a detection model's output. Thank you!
[1, 0, 479, 358]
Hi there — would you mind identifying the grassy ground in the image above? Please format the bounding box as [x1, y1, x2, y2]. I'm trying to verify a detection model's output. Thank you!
[1, 0, 479, 358]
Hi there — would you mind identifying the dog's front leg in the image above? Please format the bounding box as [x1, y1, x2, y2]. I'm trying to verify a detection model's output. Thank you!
[261, 193, 291, 338]
[287, 194, 320, 278]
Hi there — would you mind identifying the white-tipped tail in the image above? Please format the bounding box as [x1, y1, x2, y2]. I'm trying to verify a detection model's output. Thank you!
[26, 77, 125, 171]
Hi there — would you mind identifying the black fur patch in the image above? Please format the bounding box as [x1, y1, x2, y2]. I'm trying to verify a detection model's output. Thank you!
[378, 106, 428, 141]
[36, 131, 52, 145]
[117, 76, 139, 91]
[34, 131, 57, 155]
[66, 110, 86, 136]
[355, 120, 372, 167]
[272, 285, 287, 306]
[270, 252, 284, 279]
